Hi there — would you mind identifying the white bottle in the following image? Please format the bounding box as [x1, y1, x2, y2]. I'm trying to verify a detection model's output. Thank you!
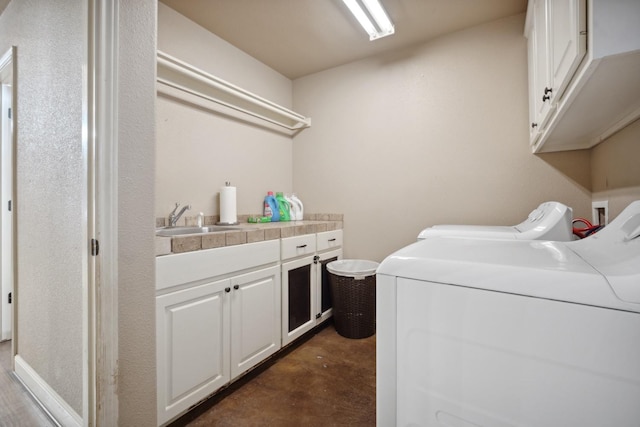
[285, 194, 299, 221]
[290, 194, 304, 221]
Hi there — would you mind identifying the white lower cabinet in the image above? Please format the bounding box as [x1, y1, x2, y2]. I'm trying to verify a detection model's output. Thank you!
[281, 230, 343, 346]
[156, 240, 281, 425]
[156, 278, 230, 425]
[230, 266, 281, 379]
[316, 247, 342, 324]
[156, 231, 342, 424]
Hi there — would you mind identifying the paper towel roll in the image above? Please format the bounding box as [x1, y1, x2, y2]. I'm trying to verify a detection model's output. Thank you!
[219, 184, 238, 224]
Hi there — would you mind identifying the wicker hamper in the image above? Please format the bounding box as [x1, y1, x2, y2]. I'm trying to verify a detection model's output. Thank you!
[327, 259, 379, 339]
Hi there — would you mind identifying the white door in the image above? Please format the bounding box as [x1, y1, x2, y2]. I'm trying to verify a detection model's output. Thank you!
[156, 278, 231, 425]
[532, 0, 554, 128]
[316, 248, 342, 324]
[0, 48, 14, 343]
[281, 255, 316, 345]
[230, 265, 281, 379]
[550, 0, 587, 101]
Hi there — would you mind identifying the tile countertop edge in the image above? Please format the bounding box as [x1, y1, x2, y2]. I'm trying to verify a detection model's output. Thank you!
[156, 219, 343, 256]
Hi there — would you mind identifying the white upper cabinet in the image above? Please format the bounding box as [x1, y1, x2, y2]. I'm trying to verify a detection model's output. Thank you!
[528, 0, 554, 144]
[549, 0, 587, 101]
[525, 0, 640, 152]
[526, 0, 586, 147]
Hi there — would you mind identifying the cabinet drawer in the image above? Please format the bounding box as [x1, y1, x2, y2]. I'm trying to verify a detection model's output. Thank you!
[156, 240, 280, 291]
[317, 230, 343, 252]
[281, 234, 316, 260]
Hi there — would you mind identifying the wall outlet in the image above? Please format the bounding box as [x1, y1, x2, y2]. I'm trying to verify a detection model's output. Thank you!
[592, 200, 609, 226]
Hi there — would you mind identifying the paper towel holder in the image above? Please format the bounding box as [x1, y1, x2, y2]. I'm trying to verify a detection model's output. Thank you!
[217, 181, 240, 225]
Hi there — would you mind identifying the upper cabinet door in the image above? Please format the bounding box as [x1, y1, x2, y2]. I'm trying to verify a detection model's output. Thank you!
[532, 0, 554, 130]
[549, 0, 587, 102]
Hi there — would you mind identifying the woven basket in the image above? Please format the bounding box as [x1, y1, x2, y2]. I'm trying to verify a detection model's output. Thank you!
[329, 272, 376, 339]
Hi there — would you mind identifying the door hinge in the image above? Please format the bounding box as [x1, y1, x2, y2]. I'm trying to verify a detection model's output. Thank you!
[7, 200, 11, 212]
[91, 238, 99, 256]
[8, 292, 11, 304]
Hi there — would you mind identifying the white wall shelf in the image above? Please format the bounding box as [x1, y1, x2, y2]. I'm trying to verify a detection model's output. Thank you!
[157, 51, 311, 134]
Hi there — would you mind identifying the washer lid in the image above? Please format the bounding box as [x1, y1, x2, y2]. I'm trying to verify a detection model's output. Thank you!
[569, 200, 640, 305]
[378, 237, 638, 313]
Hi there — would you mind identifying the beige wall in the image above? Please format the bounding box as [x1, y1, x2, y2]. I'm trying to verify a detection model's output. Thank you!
[292, 14, 592, 261]
[118, 0, 157, 424]
[0, 0, 85, 414]
[156, 4, 294, 221]
[0, 0, 158, 424]
[591, 119, 640, 219]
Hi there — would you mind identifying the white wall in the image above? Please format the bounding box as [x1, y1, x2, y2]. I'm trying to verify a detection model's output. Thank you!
[156, 3, 295, 222]
[0, 0, 85, 415]
[292, 14, 592, 261]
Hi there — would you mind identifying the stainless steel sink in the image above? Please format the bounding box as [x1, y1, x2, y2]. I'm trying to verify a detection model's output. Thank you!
[155, 225, 242, 237]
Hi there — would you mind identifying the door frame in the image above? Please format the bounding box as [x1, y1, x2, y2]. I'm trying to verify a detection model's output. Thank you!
[85, 0, 119, 425]
[0, 46, 16, 355]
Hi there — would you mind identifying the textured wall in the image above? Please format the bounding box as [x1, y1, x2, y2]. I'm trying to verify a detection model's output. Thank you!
[0, 0, 84, 415]
[117, 0, 157, 424]
[591, 119, 640, 219]
[156, 4, 294, 221]
[292, 14, 592, 261]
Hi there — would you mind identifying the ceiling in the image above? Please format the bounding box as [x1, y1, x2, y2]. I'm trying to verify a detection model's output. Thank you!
[0, 0, 10, 16]
[160, 0, 528, 80]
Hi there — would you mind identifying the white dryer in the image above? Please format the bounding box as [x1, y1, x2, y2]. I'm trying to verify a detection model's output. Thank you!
[417, 201, 573, 241]
[377, 201, 640, 427]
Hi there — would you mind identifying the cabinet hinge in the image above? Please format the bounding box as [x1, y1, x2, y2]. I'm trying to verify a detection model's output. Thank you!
[7, 200, 11, 212]
[7, 107, 11, 119]
[91, 238, 99, 256]
[316, 313, 322, 319]
[8, 292, 11, 304]
[313, 255, 320, 264]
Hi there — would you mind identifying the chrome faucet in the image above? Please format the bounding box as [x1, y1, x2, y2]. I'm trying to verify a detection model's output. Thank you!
[168, 202, 191, 227]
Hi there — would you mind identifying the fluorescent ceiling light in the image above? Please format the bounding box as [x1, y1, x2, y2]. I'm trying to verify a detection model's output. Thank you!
[343, 0, 395, 41]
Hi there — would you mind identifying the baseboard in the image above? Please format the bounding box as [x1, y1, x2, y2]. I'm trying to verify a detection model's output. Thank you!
[14, 355, 82, 427]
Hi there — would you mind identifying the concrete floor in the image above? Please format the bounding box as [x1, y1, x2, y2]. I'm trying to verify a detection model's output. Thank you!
[173, 323, 376, 427]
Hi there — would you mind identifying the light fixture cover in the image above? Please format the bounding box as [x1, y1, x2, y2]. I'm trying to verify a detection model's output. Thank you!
[343, 0, 395, 41]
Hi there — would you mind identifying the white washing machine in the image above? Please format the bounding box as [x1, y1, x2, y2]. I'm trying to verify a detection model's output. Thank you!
[417, 201, 573, 241]
[377, 201, 640, 427]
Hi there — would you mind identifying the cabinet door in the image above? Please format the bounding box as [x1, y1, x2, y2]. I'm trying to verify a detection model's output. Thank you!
[532, 0, 554, 129]
[527, 30, 542, 145]
[316, 248, 342, 324]
[282, 255, 315, 346]
[550, 0, 586, 101]
[230, 265, 282, 379]
[156, 279, 230, 424]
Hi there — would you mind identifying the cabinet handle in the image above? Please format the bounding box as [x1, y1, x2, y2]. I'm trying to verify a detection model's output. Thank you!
[296, 244, 307, 249]
[328, 238, 336, 242]
[531, 123, 538, 129]
[225, 287, 231, 293]
[544, 87, 552, 95]
[542, 94, 550, 102]
[233, 284, 239, 290]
